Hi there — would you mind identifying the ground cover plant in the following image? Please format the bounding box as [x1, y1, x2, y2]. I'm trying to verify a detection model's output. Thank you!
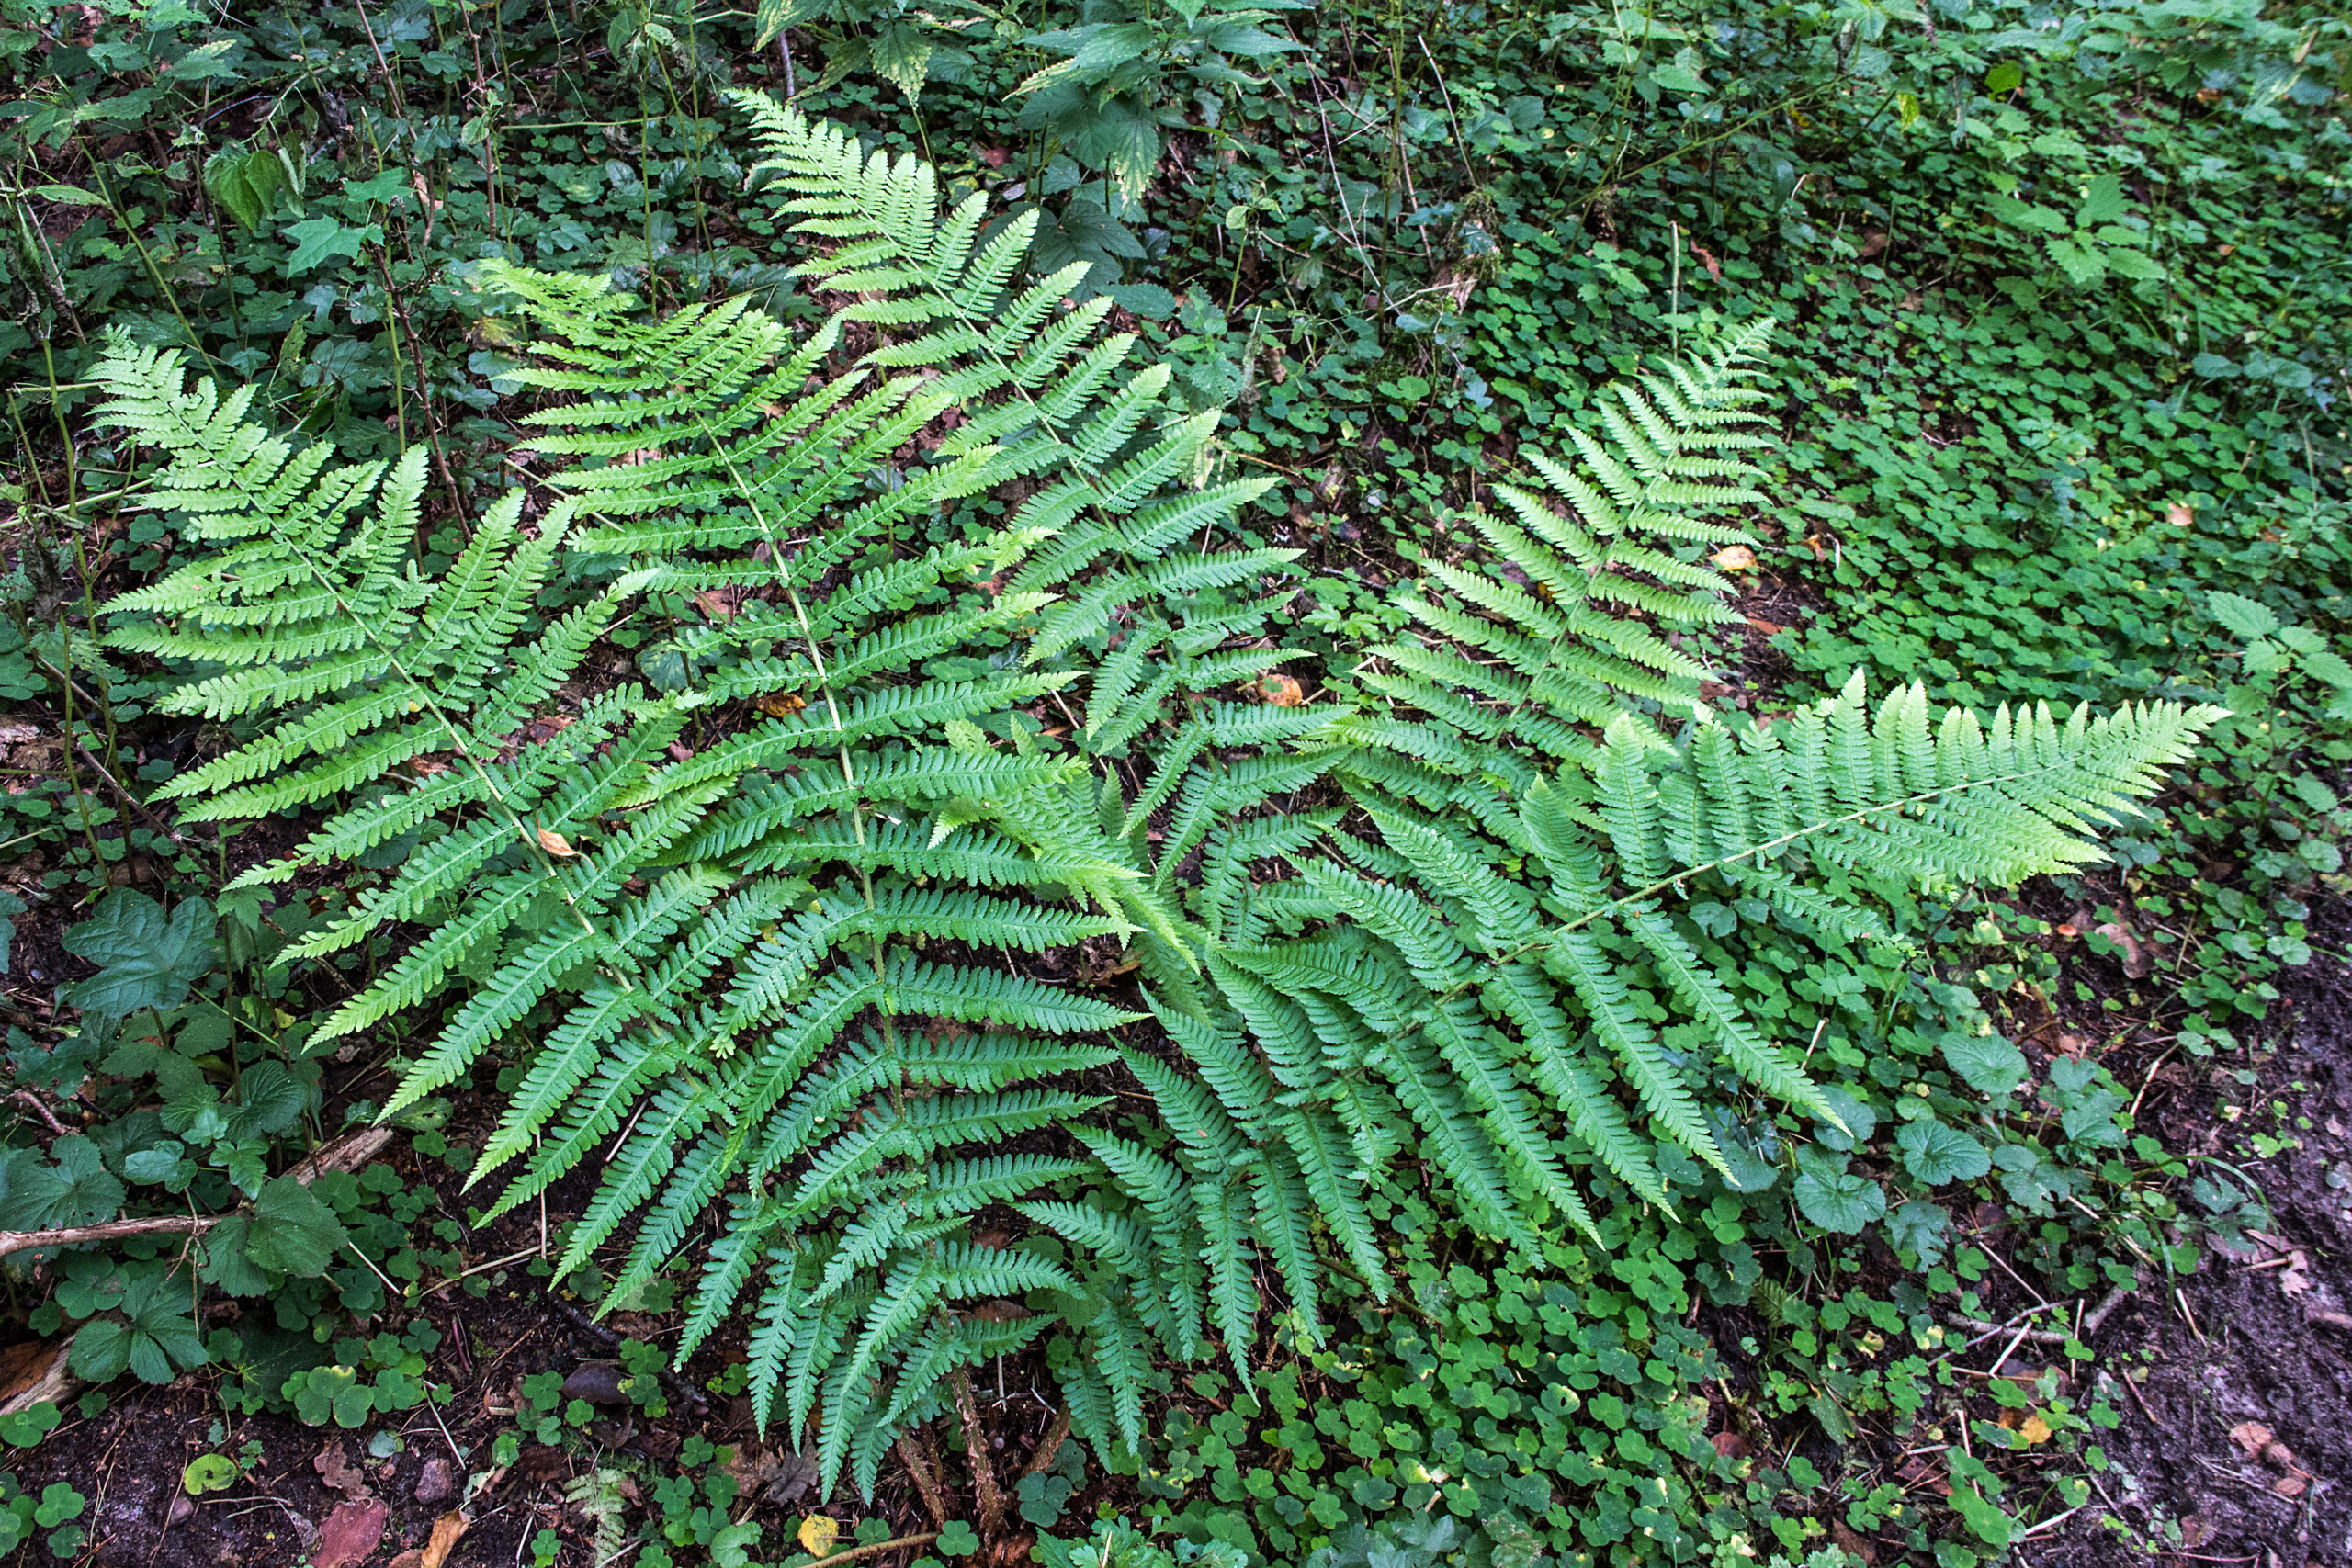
[0, 1, 2346, 1567]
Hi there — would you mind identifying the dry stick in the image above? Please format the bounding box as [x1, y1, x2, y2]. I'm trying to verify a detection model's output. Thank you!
[892, 1431, 952, 1530]
[1946, 1280, 2135, 1347]
[12, 1090, 71, 1138]
[798, 1535, 939, 1568]
[1022, 1404, 1073, 1481]
[0, 1214, 218, 1258]
[951, 1367, 1007, 1542]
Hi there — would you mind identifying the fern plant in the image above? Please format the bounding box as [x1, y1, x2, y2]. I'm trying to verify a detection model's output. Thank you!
[96, 97, 2222, 1504]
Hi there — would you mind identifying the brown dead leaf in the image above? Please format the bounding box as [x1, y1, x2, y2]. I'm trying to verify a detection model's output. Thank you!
[310, 1496, 388, 1568]
[536, 828, 580, 858]
[1710, 1431, 1749, 1460]
[1709, 544, 1758, 572]
[969, 1299, 1030, 1323]
[1744, 615, 1787, 637]
[2281, 1249, 2312, 1296]
[1258, 673, 1306, 707]
[756, 691, 808, 719]
[1830, 1519, 1876, 1564]
[2166, 502, 2195, 527]
[690, 588, 742, 624]
[2274, 1472, 2309, 1498]
[313, 1439, 371, 1498]
[1691, 244, 1722, 281]
[419, 1511, 469, 1568]
[798, 1517, 839, 1557]
[2093, 920, 2151, 978]
[390, 1554, 423, 1568]
[2227, 1420, 2275, 1458]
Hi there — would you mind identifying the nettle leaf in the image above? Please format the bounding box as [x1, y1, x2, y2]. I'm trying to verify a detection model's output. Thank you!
[1941, 1032, 2027, 1098]
[59, 892, 218, 1021]
[2208, 590, 2280, 641]
[1894, 1118, 1991, 1187]
[243, 1177, 349, 1278]
[2075, 172, 2129, 226]
[1792, 1148, 1885, 1234]
[198, 1215, 276, 1296]
[1987, 194, 2069, 234]
[220, 1061, 310, 1143]
[2044, 237, 2105, 287]
[12, 1136, 127, 1230]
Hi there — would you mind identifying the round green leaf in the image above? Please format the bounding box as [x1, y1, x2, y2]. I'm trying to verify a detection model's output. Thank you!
[1897, 1119, 1991, 1187]
[181, 1454, 240, 1495]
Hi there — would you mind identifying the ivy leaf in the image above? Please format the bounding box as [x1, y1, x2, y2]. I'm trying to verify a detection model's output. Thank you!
[243, 1177, 349, 1278]
[1895, 1119, 1991, 1186]
[59, 892, 218, 1021]
[1941, 1032, 2027, 1097]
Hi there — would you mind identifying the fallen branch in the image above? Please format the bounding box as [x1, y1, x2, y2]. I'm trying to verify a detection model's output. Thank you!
[0, 1214, 219, 1259]
[1946, 1280, 2135, 1347]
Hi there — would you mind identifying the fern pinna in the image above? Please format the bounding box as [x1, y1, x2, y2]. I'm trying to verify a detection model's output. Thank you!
[96, 96, 2220, 1501]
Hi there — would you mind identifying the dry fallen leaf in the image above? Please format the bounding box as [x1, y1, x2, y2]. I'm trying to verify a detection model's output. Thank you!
[2166, 502, 2195, 527]
[2227, 1420, 2275, 1458]
[797, 1515, 839, 1557]
[1744, 615, 1787, 637]
[2019, 1413, 2052, 1446]
[1258, 673, 1306, 707]
[2093, 920, 2151, 978]
[757, 691, 808, 719]
[2274, 1472, 2309, 1498]
[314, 1439, 370, 1497]
[536, 828, 580, 857]
[311, 1496, 388, 1568]
[1709, 544, 1758, 571]
[420, 1510, 469, 1568]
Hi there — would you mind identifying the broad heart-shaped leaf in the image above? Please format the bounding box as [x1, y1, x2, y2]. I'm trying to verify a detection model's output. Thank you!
[1808, 1085, 1876, 1152]
[1941, 1032, 2027, 1097]
[1792, 1148, 1884, 1235]
[201, 148, 286, 231]
[1894, 1118, 1992, 1186]
[1885, 1198, 1951, 1266]
[59, 892, 218, 1021]
[243, 1176, 349, 1278]
[2207, 590, 2281, 642]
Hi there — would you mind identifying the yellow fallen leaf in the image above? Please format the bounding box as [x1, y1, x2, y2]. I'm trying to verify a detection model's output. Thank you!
[421, 1512, 470, 1568]
[1259, 673, 1306, 707]
[757, 691, 808, 719]
[2019, 1414, 2052, 1446]
[798, 1516, 839, 1557]
[1709, 545, 1758, 571]
[537, 828, 581, 857]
